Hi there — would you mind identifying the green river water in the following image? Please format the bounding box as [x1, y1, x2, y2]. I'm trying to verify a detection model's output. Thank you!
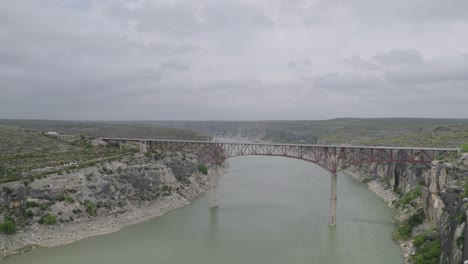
[4, 156, 404, 264]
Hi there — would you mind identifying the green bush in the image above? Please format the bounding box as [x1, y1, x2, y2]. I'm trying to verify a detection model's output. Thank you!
[198, 165, 208, 175]
[26, 210, 34, 218]
[55, 194, 65, 201]
[461, 182, 468, 199]
[0, 220, 16, 234]
[397, 223, 412, 240]
[411, 238, 441, 264]
[413, 234, 425, 247]
[394, 209, 425, 241]
[64, 195, 74, 204]
[41, 214, 57, 225]
[408, 209, 425, 227]
[397, 187, 422, 207]
[456, 235, 464, 249]
[5, 174, 20, 182]
[85, 201, 96, 216]
[461, 143, 468, 153]
[25, 201, 39, 208]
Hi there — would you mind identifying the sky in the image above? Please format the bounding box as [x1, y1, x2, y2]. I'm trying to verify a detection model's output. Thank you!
[1, 0, 468, 120]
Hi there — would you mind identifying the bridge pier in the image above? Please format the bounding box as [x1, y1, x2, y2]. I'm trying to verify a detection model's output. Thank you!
[329, 172, 337, 227]
[140, 140, 147, 153]
[209, 166, 218, 208]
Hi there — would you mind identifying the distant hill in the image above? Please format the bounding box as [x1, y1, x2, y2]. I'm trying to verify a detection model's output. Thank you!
[0, 120, 211, 141]
[149, 118, 468, 147]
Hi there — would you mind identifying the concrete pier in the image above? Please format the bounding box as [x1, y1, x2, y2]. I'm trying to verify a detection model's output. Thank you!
[329, 172, 337, 227]
[210, 166, 218, 208]
[140, 140, 147, 153]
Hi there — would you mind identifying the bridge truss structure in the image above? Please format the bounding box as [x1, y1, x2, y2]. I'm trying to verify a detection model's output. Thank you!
[102, 138, 457, 226]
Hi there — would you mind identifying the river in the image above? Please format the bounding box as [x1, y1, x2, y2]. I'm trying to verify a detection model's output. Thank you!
[3, 156, 403, 264]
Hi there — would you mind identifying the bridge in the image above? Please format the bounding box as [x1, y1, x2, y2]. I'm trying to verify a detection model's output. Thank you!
[102, 138, 458, 226]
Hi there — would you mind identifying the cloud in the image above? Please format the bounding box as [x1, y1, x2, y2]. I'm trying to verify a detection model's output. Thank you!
[384, 54, 468, 84]
[0, 0, 468, 120]
[344, 55, 379, 71]
[313, 73, 384, 95]
[373, 49, 423, 66]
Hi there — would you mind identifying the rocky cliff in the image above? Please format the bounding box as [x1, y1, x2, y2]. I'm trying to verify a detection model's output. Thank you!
[348, 156, 467, 264]
[0, 150, 216, 259]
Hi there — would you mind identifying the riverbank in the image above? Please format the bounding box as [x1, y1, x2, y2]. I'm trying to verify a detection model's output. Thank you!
[1, 179, 208, 260]
[1, 152, 224, 260]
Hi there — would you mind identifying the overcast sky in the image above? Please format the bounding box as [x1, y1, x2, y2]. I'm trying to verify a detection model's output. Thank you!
[1, 0, 468, 120]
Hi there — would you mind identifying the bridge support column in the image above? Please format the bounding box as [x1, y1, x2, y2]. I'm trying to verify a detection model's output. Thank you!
[209, 166, 218, 208]
[140, 141, 147, 153]
[329, 172, 337, 227]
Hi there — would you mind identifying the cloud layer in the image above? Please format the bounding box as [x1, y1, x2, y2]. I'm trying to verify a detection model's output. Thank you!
[1, 0, 467, 120]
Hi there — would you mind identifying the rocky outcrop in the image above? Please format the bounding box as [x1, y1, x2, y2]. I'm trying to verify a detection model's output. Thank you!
[0, 151, 218, 259]
[349, 159, 467, 264]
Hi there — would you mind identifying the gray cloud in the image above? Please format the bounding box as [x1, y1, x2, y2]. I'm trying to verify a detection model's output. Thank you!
[313, 73, 384, 96]
[344, 55, 379, 71]
[384, 54, 468, 84]
[0, 0, 468, 120]
[373, 49, 423, 66]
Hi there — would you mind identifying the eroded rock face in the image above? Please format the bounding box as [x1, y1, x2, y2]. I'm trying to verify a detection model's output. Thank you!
[0, 151, 218, 259]
[439, 190, 467, 264]
[351, 160, 467, 264]
[0, 152, 209, 232]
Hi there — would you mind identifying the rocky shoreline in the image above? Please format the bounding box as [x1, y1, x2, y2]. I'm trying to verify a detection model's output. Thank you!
[0, 152, 223, 261]
[346, 159, 468, 264]
[1, 181, 208, 260]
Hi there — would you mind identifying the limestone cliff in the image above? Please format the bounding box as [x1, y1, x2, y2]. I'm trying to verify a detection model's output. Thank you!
[349, 159, 467, 264]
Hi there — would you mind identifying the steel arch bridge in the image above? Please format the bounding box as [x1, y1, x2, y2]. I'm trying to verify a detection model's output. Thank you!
[102, 138, 457, 226]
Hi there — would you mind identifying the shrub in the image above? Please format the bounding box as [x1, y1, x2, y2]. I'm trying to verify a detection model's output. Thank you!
[411, 238, 441, 264]
[413, 234, 425, 247]
[161, 185, 172, 196]
[456, 235, 464, 249]
[397, 223, 412, 240]
[397, 187, 422, 207]
[55, 194, 65, 201]
[408, 209, 425, 227]
[461, 183, 468, 199]
[39, 202, 50, 211]
[85, 201, 96, 216]
[198, 165, 208, 175]
[26, 201, 39, 208]
[461, 143, 468, 153]
[26, 210, 34, 218]
[5, 174, 20, 182]
[64, 195, 74, 204]
[41, 214, 57, 225]
[0, 220, 16, 234]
